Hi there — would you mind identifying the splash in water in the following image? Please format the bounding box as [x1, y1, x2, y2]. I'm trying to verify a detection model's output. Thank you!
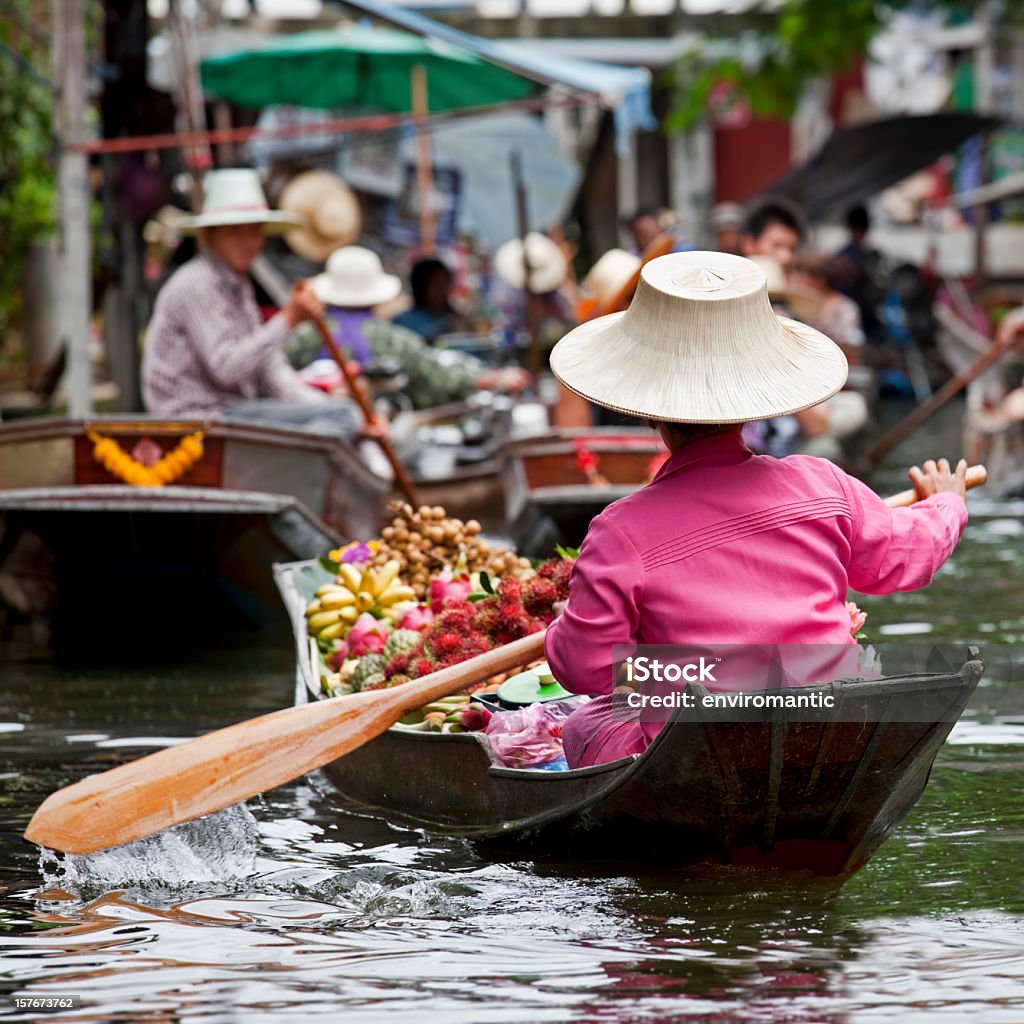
[39, 804, 260, 897]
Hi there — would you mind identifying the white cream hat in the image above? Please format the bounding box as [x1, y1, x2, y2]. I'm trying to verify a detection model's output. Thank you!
[494, 232, 568, 294]
[747, 254, 822, 323]
[312, 246, 403, 309]
[549, 250, 847, 424]
[582, 248, 642, 309]
[279, 170, 362, 262]
[176, 168, 305, 234]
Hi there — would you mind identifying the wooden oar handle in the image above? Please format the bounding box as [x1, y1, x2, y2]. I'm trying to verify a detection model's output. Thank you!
[312, 313, 422, 507]
[884, 464, 987, 508]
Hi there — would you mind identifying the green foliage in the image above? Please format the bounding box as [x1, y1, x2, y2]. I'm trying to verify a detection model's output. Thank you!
[666, 0, 1024, 133]
[0, 7, 56, 338]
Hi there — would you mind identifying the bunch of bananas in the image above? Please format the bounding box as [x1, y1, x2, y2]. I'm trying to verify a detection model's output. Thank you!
[305, 560, 416, 642]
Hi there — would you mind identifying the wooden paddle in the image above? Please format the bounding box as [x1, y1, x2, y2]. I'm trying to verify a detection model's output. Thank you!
[311, 312, 422, 507]
[24, 630, 548, 855]
[864, 307, 1023, 467]
[23, 463, 988, 855]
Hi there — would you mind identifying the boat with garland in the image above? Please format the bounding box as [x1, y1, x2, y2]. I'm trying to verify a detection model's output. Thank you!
[0, 416, 390, 638]
[275, 556, 983, 877]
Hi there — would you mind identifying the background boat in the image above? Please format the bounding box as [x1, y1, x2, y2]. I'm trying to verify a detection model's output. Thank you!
[277, 559, 983, 877]
[501, 428, 667, 554]
[0, 417, 390, 645]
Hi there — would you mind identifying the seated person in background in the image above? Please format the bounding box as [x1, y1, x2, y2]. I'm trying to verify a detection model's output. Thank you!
[791, 252, 865, 361]
[708, 202, 745, 256]
[492, 232, 577, 353]
[143, 168, 362, 441]
[543, 250, 969, 769]
[289, 247, 522, 410]
[747, 255, 867, 461]
[742, 201, 803, 276]
[393, 258, 467, 344]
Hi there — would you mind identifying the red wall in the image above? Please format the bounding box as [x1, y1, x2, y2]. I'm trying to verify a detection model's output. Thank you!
[713, 117, 792, 203]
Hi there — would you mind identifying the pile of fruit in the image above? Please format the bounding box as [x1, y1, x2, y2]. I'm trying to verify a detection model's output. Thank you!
[304, 504, 574, 732]
[365, 501, 533, 600]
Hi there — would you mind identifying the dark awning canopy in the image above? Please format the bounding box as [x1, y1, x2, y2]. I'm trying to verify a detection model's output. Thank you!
[760, 113, 1000, 220]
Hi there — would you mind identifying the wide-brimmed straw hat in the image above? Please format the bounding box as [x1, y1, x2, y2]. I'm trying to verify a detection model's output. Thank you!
[747, 255, 822, 323]
[176, 168, 305, 234]
[312, 246, 403, 309]
[582, 249, 642, 309]
[494, 232, 568, 294]
[550, 251, 847, 424]
[279, 170, 362, 262]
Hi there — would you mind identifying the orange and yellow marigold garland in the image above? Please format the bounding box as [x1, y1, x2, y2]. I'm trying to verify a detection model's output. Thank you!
[87, 429, 204, 487]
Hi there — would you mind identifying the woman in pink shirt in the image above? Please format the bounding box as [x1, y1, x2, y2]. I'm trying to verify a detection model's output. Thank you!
[544, 252, 969, 769]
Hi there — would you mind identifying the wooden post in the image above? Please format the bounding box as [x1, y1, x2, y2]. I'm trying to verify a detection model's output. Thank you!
[511, 151, 542, 381]
[54, 0, 92, 418]
[411, 65, 436, 255]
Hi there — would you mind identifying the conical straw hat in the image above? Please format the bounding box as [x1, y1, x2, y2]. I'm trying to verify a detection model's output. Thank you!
[494, 232, 568, 293]
[279, 170, 362, 262]
[549, 251, 847, 424]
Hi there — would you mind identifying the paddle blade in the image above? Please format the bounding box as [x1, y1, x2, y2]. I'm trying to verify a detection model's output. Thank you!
[25, 632, 546, 854]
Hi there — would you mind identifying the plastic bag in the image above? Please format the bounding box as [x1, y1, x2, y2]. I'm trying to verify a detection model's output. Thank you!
[482, 697, 588, 769]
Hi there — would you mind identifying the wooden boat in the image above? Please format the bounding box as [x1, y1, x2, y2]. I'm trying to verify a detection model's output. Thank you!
[276, 559, 983, 877]
[502, 428, 668, 555]
[0, 417, 390, 636]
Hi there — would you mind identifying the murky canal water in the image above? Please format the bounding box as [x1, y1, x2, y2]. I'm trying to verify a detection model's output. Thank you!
[1, 406, 1022, 1022]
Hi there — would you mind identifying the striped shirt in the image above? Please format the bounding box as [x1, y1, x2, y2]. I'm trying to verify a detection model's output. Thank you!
[143, 252, 327, 416]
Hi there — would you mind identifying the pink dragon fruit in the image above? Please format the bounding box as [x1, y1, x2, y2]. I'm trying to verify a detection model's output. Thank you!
[347, 613, 391, 656]
[428, 569, 472, 613]
[399, 604, 435, 631]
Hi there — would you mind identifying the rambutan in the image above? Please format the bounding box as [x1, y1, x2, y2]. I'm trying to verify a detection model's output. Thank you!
[411, 657, 437, 678]
[523, 576, 558, 615]
[496, 576, 522, 603]
[434, 602, 474, 633]
[465, 634, 493, 656]
[470, 601, 501, 637]
[548, 558, 573, 599]
[436, 652, 469, 670]
[428, 631, 464, 658]
[384, 653, 411, 678]
[497, 601, 529, 633]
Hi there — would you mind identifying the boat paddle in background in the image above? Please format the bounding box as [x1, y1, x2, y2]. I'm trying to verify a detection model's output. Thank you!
[23, 464, 987, 856]
[312, 312, 422, 508]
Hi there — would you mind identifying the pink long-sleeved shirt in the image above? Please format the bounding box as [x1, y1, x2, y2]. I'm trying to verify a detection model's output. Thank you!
[545, 430, 967, 700]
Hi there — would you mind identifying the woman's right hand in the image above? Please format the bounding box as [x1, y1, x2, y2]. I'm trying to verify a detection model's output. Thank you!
[908, 458, 968, 501]
[282, 280, 324, 328]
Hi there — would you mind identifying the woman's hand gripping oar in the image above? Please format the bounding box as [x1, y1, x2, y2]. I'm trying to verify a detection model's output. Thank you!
[24, 632, 547, 855]
[311, 312, 422, 507]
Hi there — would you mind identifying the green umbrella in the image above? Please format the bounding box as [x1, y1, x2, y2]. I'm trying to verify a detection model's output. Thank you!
[200, 25, 536, 113]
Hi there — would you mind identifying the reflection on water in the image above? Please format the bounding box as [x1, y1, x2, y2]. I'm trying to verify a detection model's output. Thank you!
[1, 407, 1022, 1022]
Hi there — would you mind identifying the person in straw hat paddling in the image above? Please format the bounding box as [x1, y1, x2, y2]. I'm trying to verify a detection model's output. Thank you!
[544, 251, 970, 769]
[287, 246, 524, 410]
[143, 168, 376, 443]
